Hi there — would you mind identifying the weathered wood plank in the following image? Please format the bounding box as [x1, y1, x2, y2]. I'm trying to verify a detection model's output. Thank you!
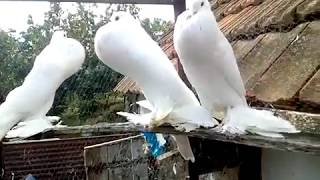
[108, 167, 134, 180]
[214, 0, 240, 21]
[49, 109, 320, 155]
[232, 34, 266, 62]
[296, 0, 320, 21]
[239, 22, 306, 90]
[214, 0, 320, 40]
[251, 21, 320, 102]
[199, 167, 239, 180]
[48, 110, 320, 136]
[84, 135, 148, 180]
[299, 70, 320, 105]
[156, 150, 188, 179]
[274, 110, 320, 135]
[258, 0, 305, 29]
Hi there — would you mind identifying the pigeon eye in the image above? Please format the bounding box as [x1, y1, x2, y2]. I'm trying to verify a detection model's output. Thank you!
[200, 1, 204, 6]
[115, 16, 120, 21]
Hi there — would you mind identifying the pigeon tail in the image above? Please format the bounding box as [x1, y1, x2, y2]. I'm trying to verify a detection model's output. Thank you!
[5, 118, 54, 139]
[0, 105, 21, 140]
[117, 101, 216, 162]
[223, 106, 300, 138]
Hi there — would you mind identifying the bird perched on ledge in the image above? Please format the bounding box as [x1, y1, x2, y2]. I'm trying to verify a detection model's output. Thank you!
[0, 31, 85, 140]
[94, 11, 217, 162]
[174, 0, 299, 138]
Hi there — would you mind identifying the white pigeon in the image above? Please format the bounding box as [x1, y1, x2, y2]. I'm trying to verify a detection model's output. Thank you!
[0, 31, 85, 140]
[95, 11, 217, 162]
[173, 0, 299, 138]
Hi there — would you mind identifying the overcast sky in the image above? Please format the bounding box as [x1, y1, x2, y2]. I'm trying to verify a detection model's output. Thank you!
[0, 1, 174, 32]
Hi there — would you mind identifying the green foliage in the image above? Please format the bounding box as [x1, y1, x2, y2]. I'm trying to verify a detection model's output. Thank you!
[141, 18, 173, 41]
[0, 3, 170, 125]
[0, 31, 29, 102]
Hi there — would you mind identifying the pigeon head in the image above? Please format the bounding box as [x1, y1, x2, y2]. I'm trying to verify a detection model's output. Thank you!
[190, 0, 210, 15]
[174, 11, 192, 34]
[47, 31, 85, 77]
[110, 11, 136, 23]
[50, 30, 67, 44]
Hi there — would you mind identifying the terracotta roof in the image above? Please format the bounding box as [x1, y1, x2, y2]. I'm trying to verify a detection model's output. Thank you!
[1, 134, 130, 179]
[114, 0, 320, 112]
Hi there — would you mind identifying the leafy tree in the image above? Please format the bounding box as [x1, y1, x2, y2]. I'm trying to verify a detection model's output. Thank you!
[0, 2, 171, 125]
[0, 31, 29, 102]
[44, 3, 134, 125]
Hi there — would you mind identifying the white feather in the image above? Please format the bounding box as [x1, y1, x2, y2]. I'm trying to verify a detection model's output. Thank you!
[156, 133, 167, 146]
[222, 107, 300, 138]
[0, 31, 85, 140]
[117, 112, 153, 126]
[136, 100, 154, 111]
[174, 3, 247, 115]
[174, 0, 299, 137]
[5, 118, 53, 139]
[95, 12, 217, 161]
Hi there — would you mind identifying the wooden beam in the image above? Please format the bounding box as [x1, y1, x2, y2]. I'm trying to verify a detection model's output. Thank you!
[50, 123, 320, 154]
[173, 0, 186, 20]
[0, 0, 176, 4]
[40, 109, 320, 155]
